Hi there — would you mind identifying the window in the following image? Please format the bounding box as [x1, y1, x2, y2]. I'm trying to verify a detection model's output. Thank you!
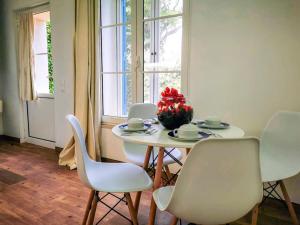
[100, 0, 183, 117]
[33, 11, 53, 95]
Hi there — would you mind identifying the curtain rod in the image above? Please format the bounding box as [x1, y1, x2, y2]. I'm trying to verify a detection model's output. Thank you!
[15, 1, 49, 13]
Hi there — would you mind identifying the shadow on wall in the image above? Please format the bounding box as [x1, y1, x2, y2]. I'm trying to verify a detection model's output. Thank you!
[0, 0, 6, 135]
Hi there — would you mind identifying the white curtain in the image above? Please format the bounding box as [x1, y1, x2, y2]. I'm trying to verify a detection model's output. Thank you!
[17, 12, 38, 101]
[59, 0, 102, 169]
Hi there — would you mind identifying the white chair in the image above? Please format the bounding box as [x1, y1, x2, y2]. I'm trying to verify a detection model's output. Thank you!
[125, 103, 183, 169]
[153, 138, 263, 225]
[66, 114, 153, 225]
[260, 111, 300, 225]
[125, 103, 183, 212]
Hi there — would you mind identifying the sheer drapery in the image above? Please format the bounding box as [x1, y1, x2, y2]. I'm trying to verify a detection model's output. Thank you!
[17, 12, 38, 101]
[59, 0, 101, 169]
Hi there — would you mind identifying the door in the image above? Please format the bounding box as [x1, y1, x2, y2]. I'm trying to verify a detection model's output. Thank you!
[26, 9, 55, 148]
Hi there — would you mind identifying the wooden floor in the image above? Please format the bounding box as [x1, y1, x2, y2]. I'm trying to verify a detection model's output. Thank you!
[0, 140, 300, 225]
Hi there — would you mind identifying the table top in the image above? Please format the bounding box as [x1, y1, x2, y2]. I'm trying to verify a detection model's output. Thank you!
[112, 123, 245, 148]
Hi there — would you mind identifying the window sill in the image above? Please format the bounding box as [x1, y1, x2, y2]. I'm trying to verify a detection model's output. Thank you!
[101, 115, 126, 129]
[38, 93, 54, 99]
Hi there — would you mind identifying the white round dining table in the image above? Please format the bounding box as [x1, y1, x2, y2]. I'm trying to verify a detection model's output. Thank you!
[112, 123, 245, 149]
[112, 123, 245, 225]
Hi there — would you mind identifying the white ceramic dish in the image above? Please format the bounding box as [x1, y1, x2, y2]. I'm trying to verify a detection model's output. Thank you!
[119, 123, 151, 132]
[198, 121, 230, 130]
[168, 130, 210, 142]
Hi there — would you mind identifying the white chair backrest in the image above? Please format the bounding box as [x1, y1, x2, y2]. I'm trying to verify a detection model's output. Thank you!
[66, 114, 93, 188]
[167, 138, 262, 225]
[128, 103, 157, 120]
[260, 111, 300, 181]
[124, 103, 158, 156]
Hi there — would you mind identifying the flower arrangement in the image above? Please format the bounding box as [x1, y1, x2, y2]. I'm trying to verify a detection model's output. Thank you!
[157, 87, 193, 130]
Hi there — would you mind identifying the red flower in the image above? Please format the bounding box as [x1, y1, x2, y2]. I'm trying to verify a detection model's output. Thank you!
[157, 87, 192, 115]
[170, 88, 178, 96]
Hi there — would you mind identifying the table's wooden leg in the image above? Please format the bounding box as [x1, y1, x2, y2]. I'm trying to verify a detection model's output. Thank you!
[148, 147, 165, 225]
[186, 148, 191, 155]
[134, 145, 153, 212]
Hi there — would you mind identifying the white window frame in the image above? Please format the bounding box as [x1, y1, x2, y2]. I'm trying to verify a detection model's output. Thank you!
[31, 5, 53, 98]
[100, 0, 190, 124]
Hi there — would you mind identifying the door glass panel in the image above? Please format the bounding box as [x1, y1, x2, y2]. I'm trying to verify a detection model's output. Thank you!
[34, 54, 49, 94]
[33, 11, 53, 95]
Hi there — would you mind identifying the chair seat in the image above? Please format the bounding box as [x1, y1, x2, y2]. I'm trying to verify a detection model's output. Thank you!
[124, 145, 183, 166]
[153, 186, 174, 211]
[88, 162, 153, 193]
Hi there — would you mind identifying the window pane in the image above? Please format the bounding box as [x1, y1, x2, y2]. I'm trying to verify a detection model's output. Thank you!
[144, 72, 181, 104]
[101, 25, 132, 72]
[143, 20, 152, 68]
[33, 11, 52, 94]
[101, 0, 131, 26]
[34, 54, 50, 94]
[144, 17, 182, 71]
[144, 0, 183, 19]
[33, 19, 47, 54]
[103, 73, 133, 116]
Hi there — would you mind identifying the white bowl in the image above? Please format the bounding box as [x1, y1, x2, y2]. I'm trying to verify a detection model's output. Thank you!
[175, 123, 200, 139]
[128, 118, 144, 129]
[205, 117, 221, 126]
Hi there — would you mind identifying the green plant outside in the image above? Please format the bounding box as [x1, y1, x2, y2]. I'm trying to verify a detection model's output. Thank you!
[46, 22, 54, 94]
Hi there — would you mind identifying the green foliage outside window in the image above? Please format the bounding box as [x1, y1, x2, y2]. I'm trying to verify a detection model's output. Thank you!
[46, 22, 54, 94]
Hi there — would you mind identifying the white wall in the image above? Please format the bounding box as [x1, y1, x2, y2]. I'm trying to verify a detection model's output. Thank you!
[0, 0, 4, 135]
[51, 0, 75, 147]
[0, 117, 3, 135]
[187, 0, 300, 203]
[0, 0, 24, 138]
[188, 0, 300, 135]
[0, 0, 75, 147]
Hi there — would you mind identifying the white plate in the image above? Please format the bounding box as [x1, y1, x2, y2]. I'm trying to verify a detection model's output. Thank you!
[119, 123, 151, 132]
[197, 121, 230, 130]
[168, 131, 210, 142]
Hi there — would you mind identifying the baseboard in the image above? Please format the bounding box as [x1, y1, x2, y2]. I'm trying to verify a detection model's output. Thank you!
[55, 146, 63, 152]
[0, 135, 20, 143]
[25, 137, 55, 149]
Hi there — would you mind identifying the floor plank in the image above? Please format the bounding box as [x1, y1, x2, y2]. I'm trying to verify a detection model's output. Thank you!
[0, 140, 299, 225]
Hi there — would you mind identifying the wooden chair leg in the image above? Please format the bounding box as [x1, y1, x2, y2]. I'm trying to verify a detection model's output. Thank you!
[164, 165, 172, 181]
[170, 215, 178, 225]
[135, 146, 153, 212]
[87, 192, 98, 225]
[186, 148, 191, 155]
[251, 204, 259, 225]
[82, 190, 95, 225]
[134, 192, 142, 214]
[125, 193, 139, 225]
[279, 180, 299, 225]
